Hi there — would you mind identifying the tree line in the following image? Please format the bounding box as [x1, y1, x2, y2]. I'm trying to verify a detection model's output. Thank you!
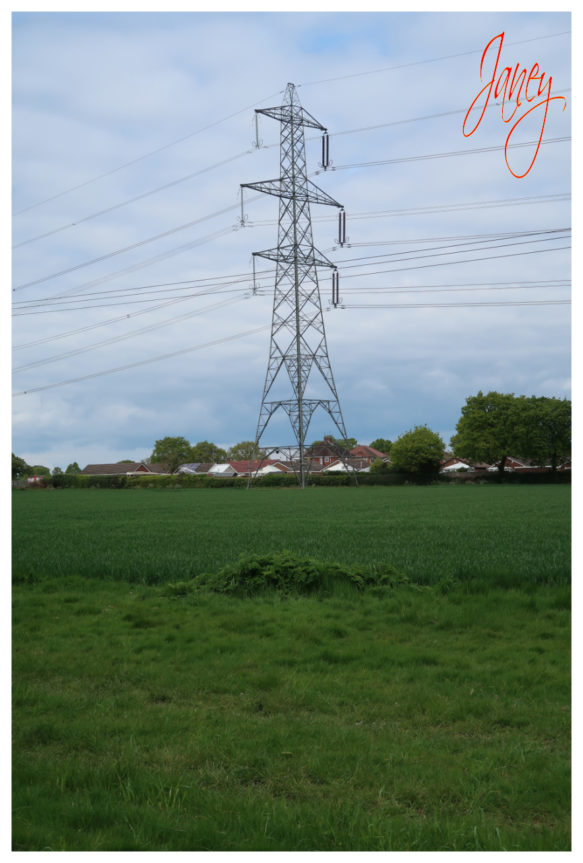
[370, 392, 570, 480]
[12, 391, 570, 481]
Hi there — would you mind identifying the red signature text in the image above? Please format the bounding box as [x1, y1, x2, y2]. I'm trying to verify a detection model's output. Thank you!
[463, 32, 567, 178]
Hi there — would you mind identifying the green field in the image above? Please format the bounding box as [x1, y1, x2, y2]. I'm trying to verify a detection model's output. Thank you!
[12, 485, 570, 587]
[12, 486, 571, 850]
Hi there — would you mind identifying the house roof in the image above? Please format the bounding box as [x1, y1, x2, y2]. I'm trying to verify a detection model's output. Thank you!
[177, 463, 202, 474]
[80, 462, 168, 475]
[305, 442, 350, 458]
[208, 463, 237, 475]
[350, 445, 389, 459]
[227, 459, 286, 475]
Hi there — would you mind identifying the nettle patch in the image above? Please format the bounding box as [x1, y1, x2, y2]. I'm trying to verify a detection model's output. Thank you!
[163, 551, 410, 598]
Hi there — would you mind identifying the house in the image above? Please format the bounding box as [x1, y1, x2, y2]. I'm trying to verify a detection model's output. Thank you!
[322, 459, 359, 472]
[486, 457, 532, 472]
[80, 462, 169, 476]
[229, 459, 290, 476]
[305, 441, 350, 467]
[440, 458, 474, 473]
[207, 463, 238, 478]
[176, 463, 213, 475]
[350, 445, 389, 463]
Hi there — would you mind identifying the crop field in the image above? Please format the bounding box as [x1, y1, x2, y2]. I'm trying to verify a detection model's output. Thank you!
[12, 485, 570, 588]
[12, 486, 571, 850]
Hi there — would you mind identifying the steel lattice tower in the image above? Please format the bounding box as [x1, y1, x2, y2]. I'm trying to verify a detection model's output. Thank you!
[241, 83, 351, 488]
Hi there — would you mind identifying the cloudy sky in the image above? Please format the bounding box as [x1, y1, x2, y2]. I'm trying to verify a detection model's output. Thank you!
[11, 5, 572, 470]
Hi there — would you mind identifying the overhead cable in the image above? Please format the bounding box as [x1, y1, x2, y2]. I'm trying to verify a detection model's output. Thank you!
[12, 325, 270, 397]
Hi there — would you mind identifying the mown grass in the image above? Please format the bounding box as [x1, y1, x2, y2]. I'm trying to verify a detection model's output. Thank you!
[12, 485, 570, 587]
[12, 486, 571, 850]
[13, 578, 570, 850]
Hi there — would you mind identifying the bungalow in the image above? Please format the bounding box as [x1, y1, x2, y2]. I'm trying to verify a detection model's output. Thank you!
[486, 457, 533, 472]
[228, 459, 290, 476]
[440, 458, 474, 473]
[207, 463, 238, 478]
[80, 462, 169, 476]
[322, 459, 359, 473]
[176, 463, 213, 475]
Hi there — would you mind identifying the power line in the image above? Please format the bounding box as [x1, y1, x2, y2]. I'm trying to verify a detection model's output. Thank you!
[13, 193, 263, 296]
[341, 281, 570, 297]
[13, 90, 283, 217]
[12, 285, 250, 316]
[299, 29, 571, 87]
[314, 136, 570, 174]
[29, 194, 569, 304]
[14, 229, 569, 315]
[341, 299, 570, 310]
[13, 216, 240, 293]
[12, 325, 270, 397]
[343, 227, 570, 249]
[12, 150, 253, 250]
[13, 91, 569, 254]
[337, 231, 571, 269]
[13, 29, 569, 219]
[14, 226, 565, 307]
[338, 244, 571, 279]
[13, 147, 569, 294]
[13, 294, 248, 373]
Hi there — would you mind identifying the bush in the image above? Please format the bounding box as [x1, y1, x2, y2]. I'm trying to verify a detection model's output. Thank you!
[189, 551, 408, 597]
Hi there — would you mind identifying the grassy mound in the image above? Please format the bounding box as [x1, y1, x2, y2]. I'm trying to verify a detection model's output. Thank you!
[164, 551, 409, 598]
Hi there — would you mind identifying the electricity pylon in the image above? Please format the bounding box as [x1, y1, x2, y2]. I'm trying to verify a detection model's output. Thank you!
[241, 83, 352, 488]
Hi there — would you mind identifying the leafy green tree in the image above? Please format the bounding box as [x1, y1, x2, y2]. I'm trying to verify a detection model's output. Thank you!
[369, 438, 392, 455]
[309, 435, 357, 452]
[65, 462, 81, 474]
[227, 441, 266, 461]
[12, 454, 31, 480]
[29, 465, 51, 477]
[369, 457, 391, 474]
[451, 391, 519, 474]
[389, 425, 445, 480]
[150, 436, 193, 473]
[52, 467, 63, 477]
[190, 441, 228, 463]
[518, 396, 571, 471]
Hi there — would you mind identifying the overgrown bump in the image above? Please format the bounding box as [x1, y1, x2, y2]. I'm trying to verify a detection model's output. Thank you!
[164, 551, 408, 597]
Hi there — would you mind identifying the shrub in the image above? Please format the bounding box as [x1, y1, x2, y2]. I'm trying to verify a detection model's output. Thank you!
[190, 551, 408, 597]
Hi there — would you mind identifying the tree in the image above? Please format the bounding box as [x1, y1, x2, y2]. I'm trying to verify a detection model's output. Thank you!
[227, 440, 266, 461]
[65, 462, 81, 474]
[369, 457, 391, 474]
[389, 425, 445, 480]
[309, 435, 357, 452]
[518, 396, 571, 471]
[150, 436, 193, 473]
[52, 467, 63, 477]
[12, 454, 31, 480]
[29, 465, 51, 478]
[451, 391, 519, 474]
[369, 438, 392, 456]
[190, 441, 228, 464]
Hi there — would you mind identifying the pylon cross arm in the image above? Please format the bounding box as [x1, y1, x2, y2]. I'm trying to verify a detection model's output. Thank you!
[241, 178, 342, 209]
[256, 105, 327, 131]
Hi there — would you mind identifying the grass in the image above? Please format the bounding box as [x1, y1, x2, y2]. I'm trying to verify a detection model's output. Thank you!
[12, 485, 570, 587]
[12, 486, 571, 850]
